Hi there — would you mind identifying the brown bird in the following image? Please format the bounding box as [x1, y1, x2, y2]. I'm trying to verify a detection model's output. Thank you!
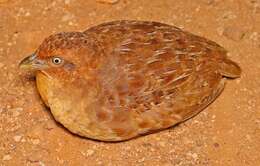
[19, 20, 241, 141]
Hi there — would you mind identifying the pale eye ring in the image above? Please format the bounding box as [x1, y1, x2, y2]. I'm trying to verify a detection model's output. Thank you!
[52, 57, 63, 65]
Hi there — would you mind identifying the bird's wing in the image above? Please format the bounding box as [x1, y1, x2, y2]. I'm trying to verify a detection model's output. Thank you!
[83, 20, 228, 138]
[92, 21, 219, 111]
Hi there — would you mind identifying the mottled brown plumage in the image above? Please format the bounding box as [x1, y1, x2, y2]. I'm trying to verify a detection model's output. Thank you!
[19, 20, 241, 141]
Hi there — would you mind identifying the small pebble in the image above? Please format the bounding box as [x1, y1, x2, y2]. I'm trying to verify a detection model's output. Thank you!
[246, 134, 252, 141]
[158, 141, 166, 147]
[25, 12, 30, 16]
[44, 121, 55, 130]
[10, 107, 23, 117]
[204, 0, 215, 5]
[223, 26, 246, 41]
[21, 138, 26, 142]
[32, 139, 40, 145]
[96, 0, 119, 4]
[86, 149, 95, 156]
[2, 155, 12, 161]
[213, 142, 220, 148]
[27, 125, 44, 139]
[39, 161, 46, 166]
[13, 135, 22, 142]
[191, 153, 198, 160]
[61, 13, 74, 22]
[249, 32, 259, 41]
[64, 0, 70, 4]
[27, 150, 43, 162]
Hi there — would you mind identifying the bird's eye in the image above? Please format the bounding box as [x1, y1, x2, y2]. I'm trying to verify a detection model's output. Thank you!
[52, 57, 63, 65]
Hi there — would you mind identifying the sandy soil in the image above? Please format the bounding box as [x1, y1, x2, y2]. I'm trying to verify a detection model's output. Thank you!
[0, 0, 259, 165]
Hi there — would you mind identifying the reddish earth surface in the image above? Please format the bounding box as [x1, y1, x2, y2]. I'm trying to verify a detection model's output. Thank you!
[0, 0, 259, 165]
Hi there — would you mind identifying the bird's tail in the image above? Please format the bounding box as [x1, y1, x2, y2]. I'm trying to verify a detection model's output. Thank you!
[219, 58, 241, 78]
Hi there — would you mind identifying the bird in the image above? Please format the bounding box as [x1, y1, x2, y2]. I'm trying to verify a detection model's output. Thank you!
[19, 20, 241, 141]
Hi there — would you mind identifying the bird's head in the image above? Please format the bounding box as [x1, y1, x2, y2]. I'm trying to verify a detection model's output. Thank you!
[19, 32, 98, 81]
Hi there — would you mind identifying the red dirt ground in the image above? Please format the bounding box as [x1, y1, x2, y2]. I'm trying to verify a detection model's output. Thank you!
[0, 0, 259, 165]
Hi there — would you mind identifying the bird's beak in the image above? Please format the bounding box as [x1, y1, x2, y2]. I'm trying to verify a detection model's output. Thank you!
[19, 54, 47, 70]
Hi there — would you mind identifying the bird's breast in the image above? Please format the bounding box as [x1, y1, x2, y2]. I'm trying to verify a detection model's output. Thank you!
[36, 71, 51, 107]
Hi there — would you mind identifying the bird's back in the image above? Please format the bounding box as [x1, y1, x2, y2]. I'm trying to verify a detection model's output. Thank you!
[72, 20, 241, 140]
